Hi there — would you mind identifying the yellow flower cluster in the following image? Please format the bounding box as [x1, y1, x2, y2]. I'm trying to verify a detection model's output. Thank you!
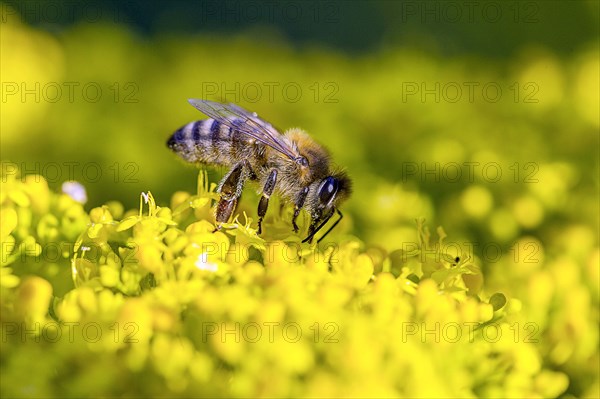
[1, 168, 580, 398]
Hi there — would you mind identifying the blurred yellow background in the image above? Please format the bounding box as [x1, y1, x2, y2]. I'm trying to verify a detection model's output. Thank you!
[1, 1, 598, 397]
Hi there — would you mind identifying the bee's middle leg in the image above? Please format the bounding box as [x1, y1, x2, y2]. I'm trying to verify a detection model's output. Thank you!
[215, 161, 249, 228]
[257, 169, 278, 235]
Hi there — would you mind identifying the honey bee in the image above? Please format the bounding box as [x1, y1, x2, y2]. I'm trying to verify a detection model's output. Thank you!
[167, 99, 351, 243]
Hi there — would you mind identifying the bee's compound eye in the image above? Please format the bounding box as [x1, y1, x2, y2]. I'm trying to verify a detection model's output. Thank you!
[318, 177, 339, 206]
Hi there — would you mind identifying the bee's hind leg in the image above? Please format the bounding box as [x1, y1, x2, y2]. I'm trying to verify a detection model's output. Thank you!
[257, 169, 278, 235]
[214, 162, 248, 230]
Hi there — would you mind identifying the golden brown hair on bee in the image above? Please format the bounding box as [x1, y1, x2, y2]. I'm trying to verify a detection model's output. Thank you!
[284, 128, 330, 182]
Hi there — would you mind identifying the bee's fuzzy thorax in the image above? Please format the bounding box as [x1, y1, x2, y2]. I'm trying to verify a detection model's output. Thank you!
[285, 128, 331, 178]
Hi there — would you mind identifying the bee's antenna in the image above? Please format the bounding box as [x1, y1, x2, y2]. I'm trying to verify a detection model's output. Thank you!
[316, 209, 343, 243]
[302, 209, 343, 244]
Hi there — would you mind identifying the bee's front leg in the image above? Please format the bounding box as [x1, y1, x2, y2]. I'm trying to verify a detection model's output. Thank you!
[215, 162, 247, 229]
[302, 209, 341, 244]
[257, 169, 278, 235]
[292, 187, 309, 233]
[303, 216, 321, 244]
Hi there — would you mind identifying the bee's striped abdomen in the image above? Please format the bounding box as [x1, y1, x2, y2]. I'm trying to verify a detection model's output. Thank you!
[167, 119, 237, 165]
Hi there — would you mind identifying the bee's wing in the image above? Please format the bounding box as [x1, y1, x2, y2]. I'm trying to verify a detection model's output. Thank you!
[188, 99, 299, 160]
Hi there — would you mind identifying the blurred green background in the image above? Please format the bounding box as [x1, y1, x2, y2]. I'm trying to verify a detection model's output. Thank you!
[1, 0, 599, 396]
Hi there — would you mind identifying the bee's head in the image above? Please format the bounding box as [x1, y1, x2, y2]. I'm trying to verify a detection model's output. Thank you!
[303, 171, 352, 243]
